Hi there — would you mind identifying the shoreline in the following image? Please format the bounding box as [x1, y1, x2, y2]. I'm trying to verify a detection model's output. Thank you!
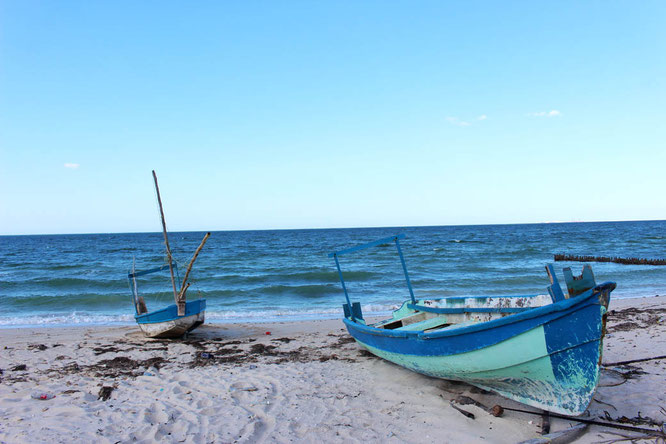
[1, 293, 663, 330]
[1, 296, 664, 443]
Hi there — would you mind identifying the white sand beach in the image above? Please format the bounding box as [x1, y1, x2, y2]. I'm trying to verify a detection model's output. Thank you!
[1, 296, 664, 443]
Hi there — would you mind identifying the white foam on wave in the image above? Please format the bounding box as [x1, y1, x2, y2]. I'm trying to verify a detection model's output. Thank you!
[205, 303, 398, 323]
[0, 303, 400, 328]
[0, 312, 135, 328]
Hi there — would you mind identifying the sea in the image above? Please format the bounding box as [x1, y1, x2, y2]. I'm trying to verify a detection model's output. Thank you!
[1, 220, 665, 328]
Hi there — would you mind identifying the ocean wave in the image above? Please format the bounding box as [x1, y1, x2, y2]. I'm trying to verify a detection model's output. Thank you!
[0, 303, 399, 327]
[1, 276, 121, 290]
[193, 303, 398, 322]
[3, 292, 169, 309]
[210, 270, 376, 284]
[259, 284, 340, 298]
[0, 312, 135, 327]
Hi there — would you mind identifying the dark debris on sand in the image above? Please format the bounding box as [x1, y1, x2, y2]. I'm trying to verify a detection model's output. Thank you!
[33, 331, 368, 382]
[330, 336, 356, 348]
[607, 306, 666, 333]
[93, 345, 123, 355]
[271, 337, 294, 343]
[98, 385, 115, 401]
[186, 335, 362, 368]
[86, 356, 166, 378]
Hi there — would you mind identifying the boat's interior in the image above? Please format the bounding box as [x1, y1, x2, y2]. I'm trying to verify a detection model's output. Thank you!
[367, 264, 601, 334]
[374, 294, 553, 333]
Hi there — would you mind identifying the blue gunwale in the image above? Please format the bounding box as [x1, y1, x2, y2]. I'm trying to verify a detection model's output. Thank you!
[343, 283, 614, 357]
[432, 294, 546, 300]
[135, 299, 206, 324]
[406, 305, 530, 314]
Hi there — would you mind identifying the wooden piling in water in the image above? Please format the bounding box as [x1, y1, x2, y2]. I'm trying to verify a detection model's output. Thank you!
[554, 254, 666, 266]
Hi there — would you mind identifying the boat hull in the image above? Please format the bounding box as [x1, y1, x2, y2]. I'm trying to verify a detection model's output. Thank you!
[135, 299, 206, 339]
[344, 285, 614, 415]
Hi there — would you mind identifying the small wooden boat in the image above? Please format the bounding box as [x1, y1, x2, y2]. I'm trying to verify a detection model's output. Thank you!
[129, 263, 207, 338]
[330, 234, 616, 416]
[128, 171, 210, 339]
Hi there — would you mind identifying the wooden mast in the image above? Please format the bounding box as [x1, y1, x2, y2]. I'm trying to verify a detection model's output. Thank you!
[152, 170, 183, 315]
[178, 232, 211, 305]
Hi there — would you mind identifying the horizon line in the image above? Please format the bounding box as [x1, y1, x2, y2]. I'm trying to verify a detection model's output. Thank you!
[1, 218, 664, 237]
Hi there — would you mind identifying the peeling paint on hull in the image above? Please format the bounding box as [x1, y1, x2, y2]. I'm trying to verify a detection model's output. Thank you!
[344, 285, 614, 415]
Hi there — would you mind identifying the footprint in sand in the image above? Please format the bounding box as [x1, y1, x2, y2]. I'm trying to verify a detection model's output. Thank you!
[229, 377, 284, 442]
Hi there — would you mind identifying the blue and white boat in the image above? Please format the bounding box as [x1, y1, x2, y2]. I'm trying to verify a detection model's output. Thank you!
[127, 171, 210, 339]
[128, 263, 207, 338]
[330, 234, 616, 415]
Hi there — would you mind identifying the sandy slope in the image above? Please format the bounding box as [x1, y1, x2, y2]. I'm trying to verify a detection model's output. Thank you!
[0, 296, 664, 443]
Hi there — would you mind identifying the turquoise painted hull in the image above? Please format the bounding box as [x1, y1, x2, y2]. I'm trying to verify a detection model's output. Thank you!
[344, 284, 615, 415]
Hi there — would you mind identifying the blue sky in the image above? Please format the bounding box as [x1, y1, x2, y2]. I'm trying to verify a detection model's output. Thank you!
[1, 1, 664, 235]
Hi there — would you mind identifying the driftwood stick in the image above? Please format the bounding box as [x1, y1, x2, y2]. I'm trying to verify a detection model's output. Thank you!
[450, 401, 475, 419]
[518, 423, 588, 444]
[152, 170, 179, 305]
[132, 258, 148, 314]
[540, 411, 551, 435]
[499, 406, 666, 437]
[178, 232, 211, 303]
[603, 355, 666, 367]
[454, 395, 490, 410]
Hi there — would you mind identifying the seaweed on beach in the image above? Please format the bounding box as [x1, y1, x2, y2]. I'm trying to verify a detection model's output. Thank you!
[609, 321, 641, 332]
[357, 349, 377, 359]
[188, 338, 360, 368]
[602, 411, 665, 428]
[606, 306, 666, 333]
[87, 356, 167, 378]
[271, 337, 294, 343]
[98, 385, 115, 401]
[272, 347, 310, 364]
[250, 343, 279, 355]
[63, 362, 81, 373]
[93, 345, 123, 355]
[330, 336, 356, 348]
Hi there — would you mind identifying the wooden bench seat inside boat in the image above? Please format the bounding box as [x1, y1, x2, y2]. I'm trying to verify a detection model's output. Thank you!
[378, 312, 430, 330]
[377, 311, 451, 332]
[395, 315, 451, 332]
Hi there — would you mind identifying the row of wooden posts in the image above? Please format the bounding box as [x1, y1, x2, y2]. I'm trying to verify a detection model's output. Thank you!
[554, 253, 666, 266]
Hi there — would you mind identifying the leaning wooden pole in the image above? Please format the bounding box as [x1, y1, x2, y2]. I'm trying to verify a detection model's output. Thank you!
[132, 257, 147, 314]
[178, 232, 211, 306]
[152, 170, 180, 313]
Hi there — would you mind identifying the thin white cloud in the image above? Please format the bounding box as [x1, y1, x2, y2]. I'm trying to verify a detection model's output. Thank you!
[64, 163, 80, 169]
[446, 114, 488, 127]
[527, 110, 561, 117]
[446, 117, 471, 127]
